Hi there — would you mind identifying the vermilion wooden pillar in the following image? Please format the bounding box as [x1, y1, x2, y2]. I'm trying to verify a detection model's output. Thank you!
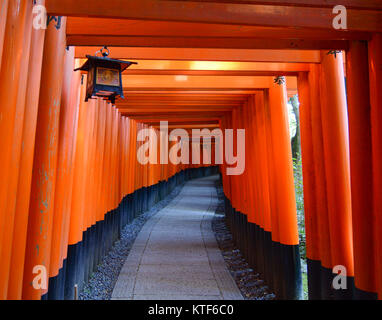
[22, 17, 67, 300]
[68, 77, 89, 248]
[48, 47, 79, 300]
[319, 51, 354, 299]
[309, 64, 332, 299]
[254, 93, 272, 236]
[83, 99, 96, 232]
[95, 101, 107, 224]
[60, 60, 81, 272]
[268, 80, 300, 246]
[368, 33, 382, 300]
[268, 78, 302, 300]
[7, 1, 46, 300]
[81, 99, 94, 233]
[229, 108, 237, 211]
[2, 0, 34, 294]
[0, 0, 29, 299]
[242, 101, 253, 225]
[249, 99, 260, 228]
[263, 89, 280, 292]
[243, 99, 258, 271]
[346, 41, 377, 299]
[254, 92, 272, 235]
[254, 93, 273, 285]
[2, 0, 33, 299]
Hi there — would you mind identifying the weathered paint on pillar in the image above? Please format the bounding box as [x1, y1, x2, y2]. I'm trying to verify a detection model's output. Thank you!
[7, 3, 46, 300]
[68, 77, 89, 246]
[0, 0, 29, 299]
[22, 17, 67, 300]
[60, 60, 81, 265]
[50, 47, 79, 279]
[2, 0, 34, 300]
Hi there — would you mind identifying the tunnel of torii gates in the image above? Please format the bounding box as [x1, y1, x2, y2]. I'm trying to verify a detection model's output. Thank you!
[0, 0, 381, 301]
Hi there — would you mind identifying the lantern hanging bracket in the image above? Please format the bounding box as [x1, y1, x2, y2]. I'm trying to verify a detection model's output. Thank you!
[95, 46, 110, 58]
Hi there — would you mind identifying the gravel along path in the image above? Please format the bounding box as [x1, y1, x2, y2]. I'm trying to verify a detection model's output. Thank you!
[212, 181, 276, 300]
[79, 184, 185, 300]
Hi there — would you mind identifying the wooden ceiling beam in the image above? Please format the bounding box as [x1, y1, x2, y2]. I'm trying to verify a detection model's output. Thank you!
[117, 100, 242, 104]
[123, 93, 249, 98]
[74, 47, 321, 63]
[153, 124, 220, 129]
[81, 60, 311, 74]
[121, 75, 283, 89]
[68, 35, 348, 50]
[122, 89, 262, 94]
[117, 104, 239, 108]
[118, 104, 240, 109]
[119, 108, 235, 113]
[142, 120, 220, 126]
[66, 17, 371, 40]
[123, 69, 299, 76]
[46, 0, 381, 32]
[120, 60, 311, 71]
[122, 97, 248, 102]
[164, 0, 382, 10]
[124, 113, 227, 120]
[118, 101, 242, 105]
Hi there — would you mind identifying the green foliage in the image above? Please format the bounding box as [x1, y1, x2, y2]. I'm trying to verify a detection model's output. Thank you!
[288, 95, 308, 299]
[287, 101, 297, 138]
[302, 271, 309, 300]
[293, 156, 306, 261]
[293, 156, 308, 300]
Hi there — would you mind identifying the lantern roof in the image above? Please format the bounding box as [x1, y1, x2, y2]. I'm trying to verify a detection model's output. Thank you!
[75, 55, 137, 72]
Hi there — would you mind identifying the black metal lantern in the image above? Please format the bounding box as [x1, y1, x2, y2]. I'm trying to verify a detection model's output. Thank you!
[75, 46, 137, 104]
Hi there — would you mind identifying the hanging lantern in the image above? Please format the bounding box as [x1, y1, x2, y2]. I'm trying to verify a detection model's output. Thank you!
[75, 46, 137, 104]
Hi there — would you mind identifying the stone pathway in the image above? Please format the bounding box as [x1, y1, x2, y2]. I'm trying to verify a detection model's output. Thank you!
[112, 175, 243, 300]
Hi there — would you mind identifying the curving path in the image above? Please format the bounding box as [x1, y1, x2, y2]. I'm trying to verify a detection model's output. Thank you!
[112, 175, 243, 300]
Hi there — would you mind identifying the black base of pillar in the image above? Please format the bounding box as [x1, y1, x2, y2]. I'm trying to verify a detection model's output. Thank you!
[223, 194, 303, 300]
[307, 259, 322, 300]
[279, 243, 302, 300]
[354, 286, 378, 300]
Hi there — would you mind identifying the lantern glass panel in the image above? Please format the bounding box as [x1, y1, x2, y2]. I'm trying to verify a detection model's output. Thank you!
[86, 67, 95, 95]
[96, 67, 120, 87]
